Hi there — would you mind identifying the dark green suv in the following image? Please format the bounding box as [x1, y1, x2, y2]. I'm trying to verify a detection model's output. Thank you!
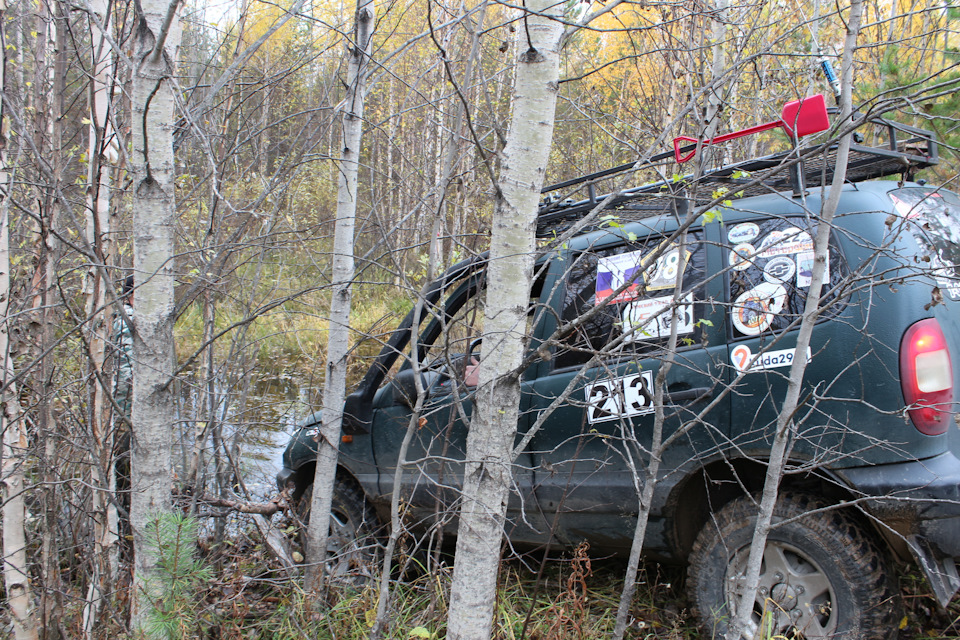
[278, 121, 960, 638]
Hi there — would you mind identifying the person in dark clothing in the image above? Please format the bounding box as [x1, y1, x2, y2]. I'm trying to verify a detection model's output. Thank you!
[113, 275, 134, 560]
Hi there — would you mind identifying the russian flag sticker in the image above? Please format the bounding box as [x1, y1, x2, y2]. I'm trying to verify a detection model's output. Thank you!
[596, 249, 645, 305]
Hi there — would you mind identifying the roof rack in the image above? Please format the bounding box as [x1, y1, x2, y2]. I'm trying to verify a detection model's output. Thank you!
[536, 115, 938, 237]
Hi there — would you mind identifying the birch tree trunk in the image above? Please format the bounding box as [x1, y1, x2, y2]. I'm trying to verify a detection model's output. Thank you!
[129, 0, 182, 628]
[702, 0, 729, 168]
[304, 0, 376, 593]
[725, 2, 863, 637]
[82, 0, 121, 633]
[38, 4, 66, 633]
[0, 3, 39, 637]
[445, 2, 563, 638]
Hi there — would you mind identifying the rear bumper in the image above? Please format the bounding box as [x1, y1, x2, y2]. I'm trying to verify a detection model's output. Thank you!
[838, 451, 960, 606]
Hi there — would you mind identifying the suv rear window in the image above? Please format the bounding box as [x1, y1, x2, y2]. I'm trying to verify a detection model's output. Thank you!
[724, 218, 847, 338]
[889, 187, 960, 300]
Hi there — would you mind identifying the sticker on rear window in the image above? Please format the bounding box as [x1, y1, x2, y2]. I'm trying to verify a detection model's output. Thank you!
[889, 188, 960, 301]
[757, 227, 813, 258]
[644, 247, 690, 291]
[728, 222, 759, 244]
[596, 249, 645, 305]
[795, 251, 829, 288]
[732, 283, 787, 335]
[763, 256, 796, 284]
[622, 293, 694, 340]
[729, 243, 755, 271]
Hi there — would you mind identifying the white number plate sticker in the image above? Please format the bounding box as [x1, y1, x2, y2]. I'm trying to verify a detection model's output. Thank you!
[586, 370, 655, 424]
[730, 344, 811, 372]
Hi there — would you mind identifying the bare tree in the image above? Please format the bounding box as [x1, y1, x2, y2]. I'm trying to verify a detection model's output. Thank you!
[81, 0, 123, 633]
[129, 0, 182, 627]
[724, 2, 863, 637]
[445, 1, 565, 637]
[0, 4, 40, 637]
[304, 0, 376, 593]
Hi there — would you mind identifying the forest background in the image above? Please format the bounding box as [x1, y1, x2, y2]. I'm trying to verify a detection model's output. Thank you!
[1, 0, 959, 637]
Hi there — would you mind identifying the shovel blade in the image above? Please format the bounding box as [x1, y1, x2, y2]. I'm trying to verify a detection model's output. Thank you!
[781, 94, 829, 137]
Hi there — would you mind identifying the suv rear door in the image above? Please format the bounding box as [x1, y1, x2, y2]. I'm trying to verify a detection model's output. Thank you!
[721, 212, 851, 462]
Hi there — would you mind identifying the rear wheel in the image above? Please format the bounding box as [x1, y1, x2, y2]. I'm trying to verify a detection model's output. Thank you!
[687, 493, 899, 639]
[295, 479, 380, 586]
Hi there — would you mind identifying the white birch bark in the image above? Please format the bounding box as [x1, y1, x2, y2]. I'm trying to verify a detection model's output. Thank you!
[129, 0, 182, 628]
[0, 3, 39, 636]
[82, 1, 121, 633]
[702, 0, 729, 168]
[445, 2, 563, 637]
[725, 2, 863, 637]
[304, 0, 376, 592]
[39, 5, 66, 632]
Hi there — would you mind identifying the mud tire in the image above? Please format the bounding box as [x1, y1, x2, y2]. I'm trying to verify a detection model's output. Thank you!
[295, 479, 380, 586]
[687, 492, 900, 639]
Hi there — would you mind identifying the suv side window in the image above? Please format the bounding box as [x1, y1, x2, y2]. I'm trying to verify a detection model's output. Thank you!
[889, 187, 960, 300]
[554, 230, 707, 369]
[725, 218, 847, 338]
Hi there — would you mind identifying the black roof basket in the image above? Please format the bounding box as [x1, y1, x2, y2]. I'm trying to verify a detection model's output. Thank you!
[536, 116, 938, 237]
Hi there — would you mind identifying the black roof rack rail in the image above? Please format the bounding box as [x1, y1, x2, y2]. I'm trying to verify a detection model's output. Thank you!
[535, 116, 938, 237]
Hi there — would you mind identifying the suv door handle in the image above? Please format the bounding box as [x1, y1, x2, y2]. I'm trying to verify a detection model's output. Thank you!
[665, 386, 713, 404]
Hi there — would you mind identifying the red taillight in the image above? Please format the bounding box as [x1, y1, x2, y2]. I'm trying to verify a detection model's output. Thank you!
[900, 319, 954, 435]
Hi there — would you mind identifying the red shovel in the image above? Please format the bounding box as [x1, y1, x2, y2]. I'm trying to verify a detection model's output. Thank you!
[673, 94, 830, 163]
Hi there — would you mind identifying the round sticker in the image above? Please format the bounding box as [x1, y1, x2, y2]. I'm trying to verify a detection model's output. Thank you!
[757, 227, 813, 258]
[729, 243, 755, 271]
[732, 283, 787, 335]
[727, 222, 760, 244]
[763, 256, 796, 283]
[757, 229, 787, 253]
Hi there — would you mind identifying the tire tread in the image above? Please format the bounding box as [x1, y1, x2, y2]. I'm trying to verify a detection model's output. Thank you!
[687, 492, 900, 639]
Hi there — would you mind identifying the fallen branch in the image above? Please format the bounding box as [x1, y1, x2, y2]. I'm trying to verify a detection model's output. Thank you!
[199, 492, 287, 516]
[193, 490, 298, 572]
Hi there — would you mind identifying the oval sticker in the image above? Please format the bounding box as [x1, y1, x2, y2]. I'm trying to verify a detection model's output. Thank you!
[763, 256, 796, 283]
[729, 243, 755, 271]
[732, 283, 787, 335]
[728, 222, 759, 244]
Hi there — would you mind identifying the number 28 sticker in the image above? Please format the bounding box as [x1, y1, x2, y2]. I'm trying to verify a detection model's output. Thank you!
[586, 371, 655, 424]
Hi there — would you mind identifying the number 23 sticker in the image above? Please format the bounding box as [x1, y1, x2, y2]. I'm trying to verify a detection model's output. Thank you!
[586, 371, 655, 424]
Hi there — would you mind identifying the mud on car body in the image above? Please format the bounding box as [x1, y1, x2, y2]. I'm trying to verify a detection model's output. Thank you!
[278, 118, 960, 638]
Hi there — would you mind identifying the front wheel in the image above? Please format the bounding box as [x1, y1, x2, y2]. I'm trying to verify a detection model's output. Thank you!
[687, 493, 899, 640]
[295, 479, 380, 586]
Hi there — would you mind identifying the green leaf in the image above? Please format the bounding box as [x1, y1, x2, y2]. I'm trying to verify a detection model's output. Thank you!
[599, 214, 621, 229]
[409, 627, 434, 639]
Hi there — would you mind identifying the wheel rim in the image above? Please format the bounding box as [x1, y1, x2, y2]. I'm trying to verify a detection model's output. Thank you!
[726, 540, 838, 638]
